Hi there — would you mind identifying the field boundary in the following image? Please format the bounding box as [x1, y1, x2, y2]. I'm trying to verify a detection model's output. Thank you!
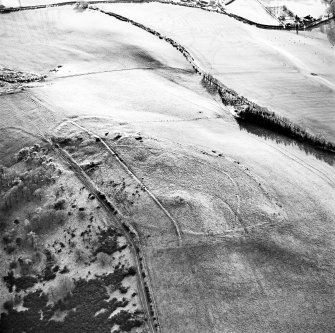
[1, 1, 334, 152]
[90, 6, 335, 153]
[1, 2, 334, 151]
[1, 0, 334, 32]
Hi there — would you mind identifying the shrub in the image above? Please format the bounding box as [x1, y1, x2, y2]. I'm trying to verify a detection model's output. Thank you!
[111, 310, 143, 331]
[32, 144, 41, 152]
[54, 198, 66, 210]
[118, 283, 129, 294]
[75, 1, 88, 10]
[9, 261, 17, 270]
[17, 147, 30, 162]
[3, 300, 14, 312]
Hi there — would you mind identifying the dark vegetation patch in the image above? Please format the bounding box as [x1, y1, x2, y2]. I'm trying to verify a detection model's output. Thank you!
[3, 249, 58, 293]
[202, 61, 335, 153]
[54, 198, 66, 210]
[52, 137, 74, 146]
[40, 249, 57, 281]
[0, 67, 45, 95]
[60, 266, 70, 274]
[0, 268, 143, 333]
[96, 191, 119, 215]
[51, 135, 88, 152]
[202, 70, 335, 152]
[201, 75, 218, 95]
[3, 271, 38, 292]
[110, 310, 143, 332]
[81, 161, 102, 175]
[118, 283, 129, 294]
[0, 67, 46, 84]
[236, 105, 335, 153]
[238, 122, 335, 166]
[0, 143, 145, 330]
[94, 227, 127, 256]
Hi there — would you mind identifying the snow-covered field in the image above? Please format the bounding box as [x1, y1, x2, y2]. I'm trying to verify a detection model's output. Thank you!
[0, 0, 330, 19]
[225, 0, 280, 25]
[0, 0, 76, 6]
[1, 4, 335, 333]
[101, 2, 335, 143]
[262, 0, 328, 18]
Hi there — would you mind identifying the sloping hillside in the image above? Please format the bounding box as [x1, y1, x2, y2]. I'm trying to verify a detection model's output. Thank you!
[104, 2, 335, 143]
[1, 4, 335, 333]
[225, 0, 280, 25]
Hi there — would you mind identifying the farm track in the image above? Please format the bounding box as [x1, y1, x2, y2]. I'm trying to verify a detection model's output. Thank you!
[55, 115, 334, 238]
[0, 126, 44, 141]
[0, 91, 161, 332]
[52, 66, 192, 80]
[1, 4, 334, 331]
[156, 220, 279, 250]
[2, 88, 331, 233]
[54, 114, 232, 129]
[57, 118, 284, 236]
[54, 146, 161, 333]
[22, 96, 335, 249]
[55, 115, 246, 233]
[67, 120, 183, 245]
